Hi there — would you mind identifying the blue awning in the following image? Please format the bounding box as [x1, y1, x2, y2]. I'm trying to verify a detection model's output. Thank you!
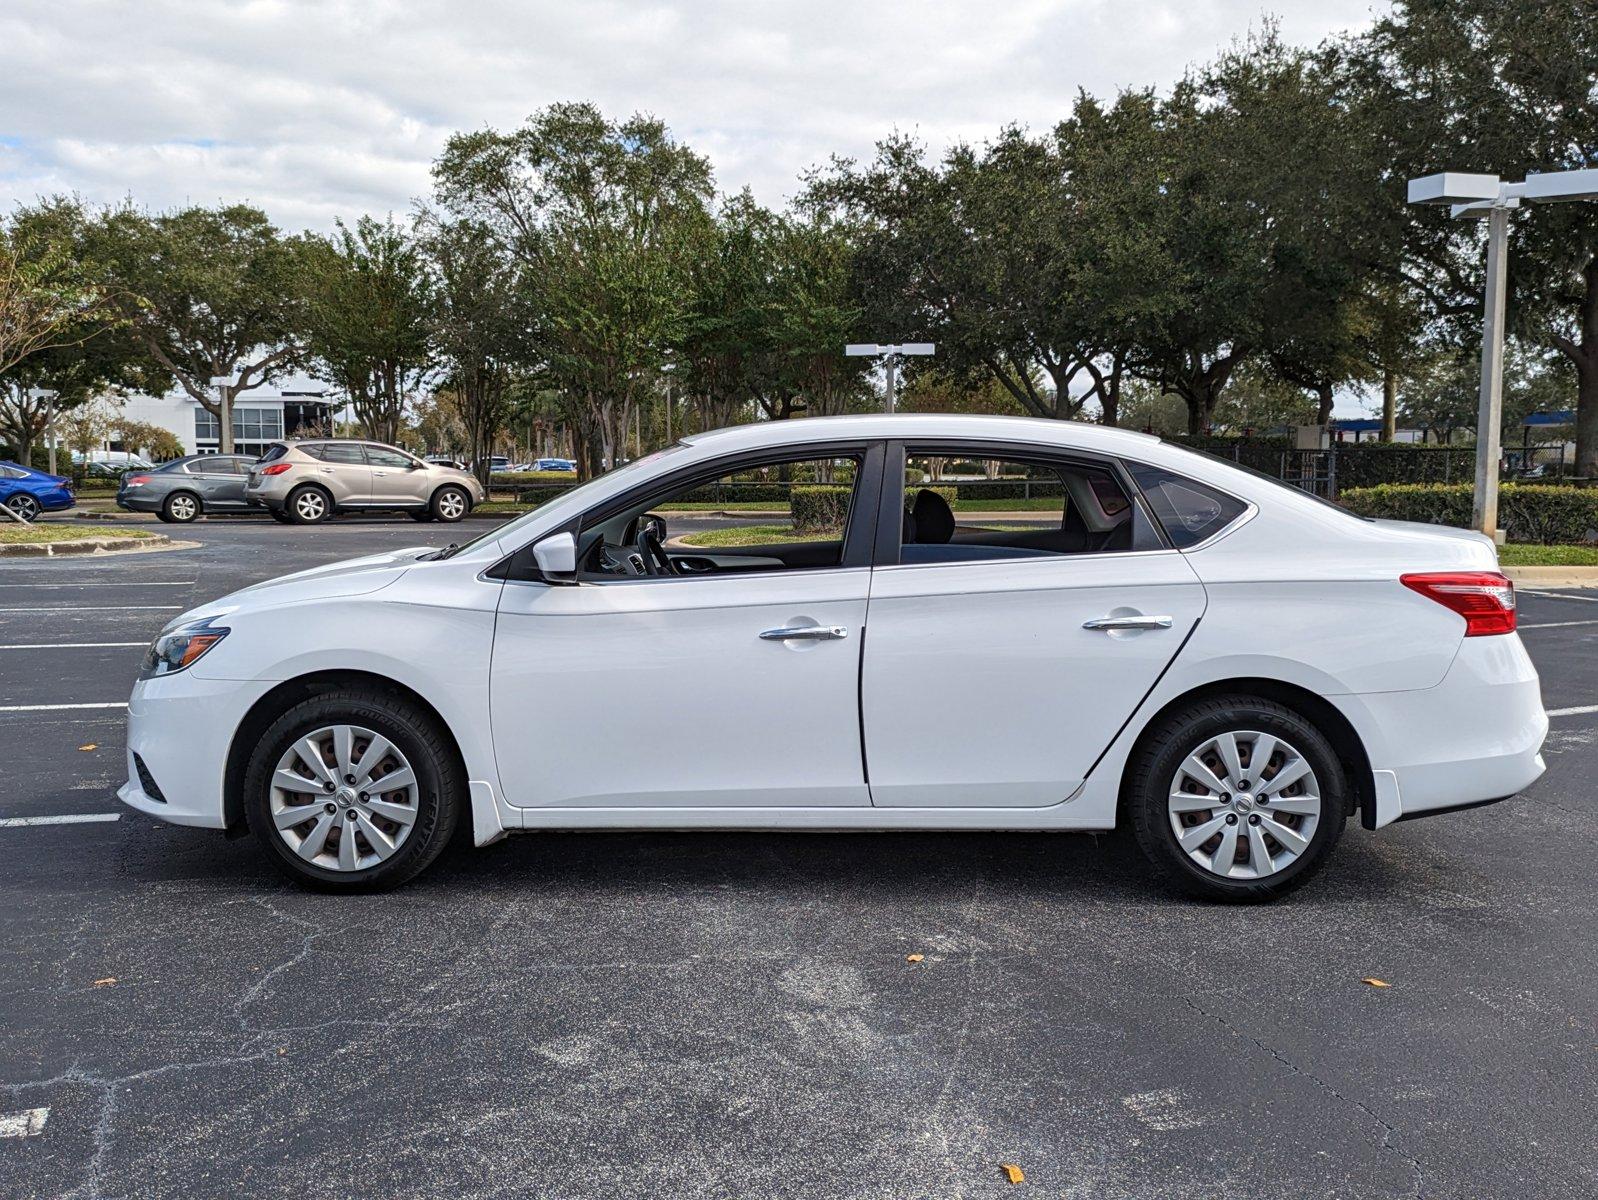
[1523, 410, 1575, 427]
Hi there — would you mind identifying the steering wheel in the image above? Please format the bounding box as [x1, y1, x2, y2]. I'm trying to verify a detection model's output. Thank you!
[635, 516, 678, 576]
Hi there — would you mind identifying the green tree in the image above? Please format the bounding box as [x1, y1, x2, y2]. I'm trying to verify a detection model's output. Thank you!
[433, 102, 714, 475]
[91, 204, 307, 453]
[1361, 1, 1598, 471]
[302, 215, 434, 445]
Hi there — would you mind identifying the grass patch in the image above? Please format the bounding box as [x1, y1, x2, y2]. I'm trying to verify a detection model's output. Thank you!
[0, 523, 155, 544]
[676, 524, 835, 547]
[1498, 543, 1598, 566]
[476, 500, 540, 514]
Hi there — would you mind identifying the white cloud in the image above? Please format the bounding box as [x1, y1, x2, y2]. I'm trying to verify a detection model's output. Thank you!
[0, 0, 1388, 230]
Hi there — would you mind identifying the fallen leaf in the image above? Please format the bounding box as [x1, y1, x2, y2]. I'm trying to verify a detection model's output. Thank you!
[277, 1048, 288, 1057]
[1362, 977, 1392, 989]
[905, 953, 925, 963]
[91, 977, 116, 988]
[1000, 1164, 1025, 1184]
[78, 744, 97, 752]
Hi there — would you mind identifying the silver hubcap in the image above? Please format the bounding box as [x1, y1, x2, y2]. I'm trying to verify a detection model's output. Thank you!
[269, 724, 420, 872]
[438, 491, 464, 519]
[296, 492, 325, 519]
[8, 496, 38, 520]
[171, 496, 195, 519]
[1167, 729, 1321, 880]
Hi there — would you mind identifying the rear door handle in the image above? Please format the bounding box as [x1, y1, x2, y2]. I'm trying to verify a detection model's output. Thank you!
[760, 625, 849, 641]
[1083, 615, 1173, 631]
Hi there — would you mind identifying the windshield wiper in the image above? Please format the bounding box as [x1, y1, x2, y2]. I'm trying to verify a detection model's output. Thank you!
[420, 542, 461, 562]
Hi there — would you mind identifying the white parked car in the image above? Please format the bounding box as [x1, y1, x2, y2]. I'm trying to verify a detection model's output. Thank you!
[119, 415, 1546, 899]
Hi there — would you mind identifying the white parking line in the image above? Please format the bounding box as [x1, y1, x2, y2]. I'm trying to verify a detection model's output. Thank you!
[0, 642, 146, 650]
[1519, 619, 1598, 629]
[0, 1107, 49, 1137]
[1521, 590, 1598, 603]
[1547, 705, 1598, 718]
[0, 582, 194, 588]
[0, 814, 120, 828]
[3, 606, 181, 613]
[0, 702, 127, 712]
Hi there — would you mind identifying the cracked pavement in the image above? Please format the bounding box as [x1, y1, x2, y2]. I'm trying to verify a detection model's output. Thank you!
[2, 519, 1596, 1199]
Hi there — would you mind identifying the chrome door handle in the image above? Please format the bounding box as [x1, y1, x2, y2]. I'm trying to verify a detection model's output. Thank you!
[760, 625, 849, 641]
[1083, 615, 1173, 631]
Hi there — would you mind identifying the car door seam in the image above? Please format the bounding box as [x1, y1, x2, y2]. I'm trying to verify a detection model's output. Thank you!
[1079, 615, 1204, 786]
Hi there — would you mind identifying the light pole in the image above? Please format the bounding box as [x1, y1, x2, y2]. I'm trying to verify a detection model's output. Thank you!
[845, 343, 936, 413]
[1408, 169, 1598, 540]
[27, 388, 58, 475]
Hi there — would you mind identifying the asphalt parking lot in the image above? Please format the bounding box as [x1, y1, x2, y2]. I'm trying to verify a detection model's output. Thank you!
[3, 518, 1596, 1200]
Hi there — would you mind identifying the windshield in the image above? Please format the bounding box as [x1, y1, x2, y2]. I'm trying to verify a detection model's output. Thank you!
[437, 443, 691, 558]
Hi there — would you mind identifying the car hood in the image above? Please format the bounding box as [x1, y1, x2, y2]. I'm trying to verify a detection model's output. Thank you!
[171, 547, 435, 625]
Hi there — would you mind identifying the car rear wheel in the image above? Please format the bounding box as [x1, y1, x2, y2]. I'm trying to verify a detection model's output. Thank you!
[1126, 695, 1347, 902]
[286, 486, 332, 525]
[243, 689, 463, 890]
[160, 492, 200, 523]
[430, 485, 470, 523]
[268, 509, 294, 524]
[5, 494, 41, 522]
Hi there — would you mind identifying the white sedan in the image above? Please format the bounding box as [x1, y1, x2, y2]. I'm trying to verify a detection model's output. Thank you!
[119, 415, 1546, 900]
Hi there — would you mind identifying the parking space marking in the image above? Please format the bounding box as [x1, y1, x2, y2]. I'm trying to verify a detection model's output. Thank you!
[1519, 619, 1598, 629]
[0, 702, 127, 712]
[0, 814, 120, 828]
[1547, 704, 1598, 718]
[0, 642, 147, 650]
[0, 1107, 49, 1138]
[1522, 590, 1598, 603]
[0, 581, 195, 588]
[5, 606, 182, 613]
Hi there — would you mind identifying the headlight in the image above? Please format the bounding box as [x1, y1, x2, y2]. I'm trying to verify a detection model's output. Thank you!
[140, 618, 230, 679]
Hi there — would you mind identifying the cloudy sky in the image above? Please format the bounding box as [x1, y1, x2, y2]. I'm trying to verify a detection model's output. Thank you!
[1, 0, 1389, 232]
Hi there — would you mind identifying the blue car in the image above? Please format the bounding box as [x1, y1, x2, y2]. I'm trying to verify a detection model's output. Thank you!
[533, 457, 577, 473]
[0, 461, 75, 521]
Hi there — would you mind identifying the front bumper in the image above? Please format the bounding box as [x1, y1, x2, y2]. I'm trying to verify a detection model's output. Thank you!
[117, 673, 278, 830]
[1342, 634, 1547, 828]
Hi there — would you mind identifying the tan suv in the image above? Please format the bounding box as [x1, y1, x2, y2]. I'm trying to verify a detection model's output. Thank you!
[245, 440, 486, 524]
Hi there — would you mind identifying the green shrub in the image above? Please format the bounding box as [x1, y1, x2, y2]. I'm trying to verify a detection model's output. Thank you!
[791, 485, 852, 531]
[906, 485, 958, 509]
[1340, 483, 1598, 545]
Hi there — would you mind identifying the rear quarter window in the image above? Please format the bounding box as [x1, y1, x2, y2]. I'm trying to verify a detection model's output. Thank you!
[1126, 462, 1250, 549]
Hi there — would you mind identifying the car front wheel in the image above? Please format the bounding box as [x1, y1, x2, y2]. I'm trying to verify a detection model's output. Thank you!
[242, 689, 463, 890]
[5, 494, 41, 522]
[431, 485, 470, 522]
[1126, 695, 1347, 902]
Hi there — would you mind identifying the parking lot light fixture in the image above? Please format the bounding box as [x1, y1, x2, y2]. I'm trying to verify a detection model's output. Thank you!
[1407, 169, 1598, 541]
[845, 342, 936, 413]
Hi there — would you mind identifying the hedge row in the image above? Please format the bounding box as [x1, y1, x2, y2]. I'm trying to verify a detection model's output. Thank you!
[1339, 483, 1598, 545]
[790, 485, 960, 531]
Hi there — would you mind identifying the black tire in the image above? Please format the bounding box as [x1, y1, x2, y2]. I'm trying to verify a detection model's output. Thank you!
[5, 494, 41, 522]
[268, 508, 294, 524]
[409, 509, 435, 522]
[1126, 695, 1348, 902]
[161, 491, 201, 523]
[242, 688, 463, 891]
[430, 485, 471, 523]
[285, 485, 333, 525]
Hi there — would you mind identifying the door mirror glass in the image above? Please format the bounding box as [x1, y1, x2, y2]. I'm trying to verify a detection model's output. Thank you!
[532, 531, 578, 582]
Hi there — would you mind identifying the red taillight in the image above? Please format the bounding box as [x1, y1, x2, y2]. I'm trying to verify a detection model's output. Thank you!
[125, 475, 151, 486]
[1400, 571, 1516, 636]
[260, 463, 292, 476]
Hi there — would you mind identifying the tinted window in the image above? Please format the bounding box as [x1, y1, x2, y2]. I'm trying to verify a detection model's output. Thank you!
[1127, 463, 1249, 548]
[258, 444, 289, 463]
[365, 446, 414, 468]
[0, 465, 23, 479]
[186, 456, 227, 474]
[313, 444, 367, 465]
[226, 457, 256, 474]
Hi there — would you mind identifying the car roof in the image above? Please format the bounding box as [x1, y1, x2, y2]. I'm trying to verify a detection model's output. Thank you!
[679, 413, 1162, 454]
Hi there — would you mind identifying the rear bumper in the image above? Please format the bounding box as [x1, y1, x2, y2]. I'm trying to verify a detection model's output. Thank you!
[39, 489, 75, 511]
[1339, 634, 1547, 829]
[116, 492, 159, 512]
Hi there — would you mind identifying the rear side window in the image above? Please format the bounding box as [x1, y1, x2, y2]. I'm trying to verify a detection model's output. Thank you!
[313, 444, 367, 465]
[1126, 463, 1249, 549]
[258, 444, 289, 463]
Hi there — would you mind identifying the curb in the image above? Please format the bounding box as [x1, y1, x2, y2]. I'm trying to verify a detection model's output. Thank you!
[0, 533, 171, 557]
[1503, 565, 1598, 589]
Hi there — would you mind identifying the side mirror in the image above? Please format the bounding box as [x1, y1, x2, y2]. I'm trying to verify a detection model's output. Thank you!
[532, 531, 578, 583]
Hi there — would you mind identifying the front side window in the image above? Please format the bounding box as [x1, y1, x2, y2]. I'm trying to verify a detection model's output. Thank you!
[365, 446, 415, 468]
[1125, 462, 1249, 549]
[890, 448, 1159, 564]
[577, 452, 866, 580]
